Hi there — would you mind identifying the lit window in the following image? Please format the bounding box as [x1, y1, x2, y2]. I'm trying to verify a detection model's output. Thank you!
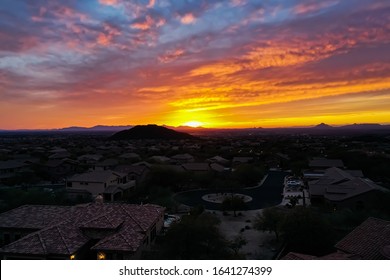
[70, 254, 76, 260]
[97, 252, 106, 260]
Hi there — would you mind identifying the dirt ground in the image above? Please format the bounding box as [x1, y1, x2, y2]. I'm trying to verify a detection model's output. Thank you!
[209, 209, 280, 259]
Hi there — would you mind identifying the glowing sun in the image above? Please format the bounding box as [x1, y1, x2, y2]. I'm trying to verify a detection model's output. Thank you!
[183, 121, 203, 127]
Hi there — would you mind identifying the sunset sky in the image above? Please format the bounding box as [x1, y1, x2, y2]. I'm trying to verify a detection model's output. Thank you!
[0, 0, 389, 129]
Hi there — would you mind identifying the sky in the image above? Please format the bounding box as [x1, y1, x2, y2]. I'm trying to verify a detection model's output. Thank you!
[0, 0, 389, 129]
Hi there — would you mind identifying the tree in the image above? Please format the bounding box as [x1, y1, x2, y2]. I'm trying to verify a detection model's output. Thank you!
[221, 195, 247, 217]
[234, 164, 264, 187]
[286, 196, 301, 208]
[253, 207, 285, 241]
[281, 207, 335, 255]
[229, 235, 247, 258]
[146, 166, 189, 191]
[158, 213, 232, 259]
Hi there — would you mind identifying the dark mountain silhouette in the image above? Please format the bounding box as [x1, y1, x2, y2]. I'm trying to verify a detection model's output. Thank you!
[339, 123, 385, 130]
[313, 123, 334, 129]
[109, 124, 196, 140]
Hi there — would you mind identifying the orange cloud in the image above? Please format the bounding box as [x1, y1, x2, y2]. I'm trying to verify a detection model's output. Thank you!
[147, 0, 156, 8]
[131, 16, 153, 30]
[93, 23, 120, 46]
[180, 13, 196, 24]
[99, 0, 119, 6]
[97, 33, 110, 46]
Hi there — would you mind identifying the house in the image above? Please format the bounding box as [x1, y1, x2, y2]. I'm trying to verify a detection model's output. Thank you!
[48, 151, 71, 160]
[171, 153, 194, 164]
[232, 157, 253, 165]
[210, 163, 226, 172]
[66, 170, 135, 202]
[303, 168, 363, 181]
[77, 154, 103, 165]
[148, 156, 171, 164]
[37, 158, 80, 181]
[119, 153, 141, 162]
[309, 158, 345, 169]
[304, 158, 346, 180]
[92, 159, 119, 171]
[308, 167, 387, 209]
[114, 165, 150, 187]
[282, 176, 309, 207]
[0, 160, 32, 183]
[0, 203, 164, 260]
[207, 156, 229, 165]
[335, 217, 390, 259]
[182, 163, 211, 173]
[282, 217, 390, 260]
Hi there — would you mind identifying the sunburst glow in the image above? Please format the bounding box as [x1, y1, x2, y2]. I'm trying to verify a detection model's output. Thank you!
[183, 121, 204, 128]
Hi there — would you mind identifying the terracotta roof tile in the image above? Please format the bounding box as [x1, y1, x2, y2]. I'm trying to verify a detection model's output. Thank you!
[0, 205, 71, 229]
[0, 203, 164, 257]
[335, 217, 390, 259]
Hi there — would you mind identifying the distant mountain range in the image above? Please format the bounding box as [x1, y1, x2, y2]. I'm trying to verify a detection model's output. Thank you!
[59, 125, 134, 132]
[312, 123, 389, 130]
[108, 124, 196, 140]
[1, 123, 389, 136]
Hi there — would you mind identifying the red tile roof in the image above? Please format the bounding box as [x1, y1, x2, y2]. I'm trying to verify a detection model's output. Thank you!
[282, 252, 358, 260]
[0, 205, 71, 230]
[0, 220, 89, 256]
[335, 217, 390, 259]
[0, 203, 164, 257]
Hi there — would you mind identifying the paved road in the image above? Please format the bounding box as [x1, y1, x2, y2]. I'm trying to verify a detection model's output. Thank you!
[174, 171, 289, 210]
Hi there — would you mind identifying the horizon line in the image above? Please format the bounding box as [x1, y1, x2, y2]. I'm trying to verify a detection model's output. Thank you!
[1, 122, 390, 131]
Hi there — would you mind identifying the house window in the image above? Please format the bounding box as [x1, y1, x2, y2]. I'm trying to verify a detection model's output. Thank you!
[97, 252, 106, 260]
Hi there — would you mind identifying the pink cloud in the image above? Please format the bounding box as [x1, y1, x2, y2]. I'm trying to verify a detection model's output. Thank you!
[158, 49, 185, 63]
[96, 22, 121, 46]
[230, 0, 247, 7]
[147, 0, 156, 8]
[180, 13, 196, 24]
[294, 1, 339, 15]
[99, 0, 119, 6]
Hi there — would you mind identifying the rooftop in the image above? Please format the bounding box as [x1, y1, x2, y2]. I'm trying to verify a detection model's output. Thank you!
[68, 170, 126, 183]
[309, 167, 384, 201]
[309, 158, 344, 168]
[0, 203, 164, 257]
[335, 217, 390, 259]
